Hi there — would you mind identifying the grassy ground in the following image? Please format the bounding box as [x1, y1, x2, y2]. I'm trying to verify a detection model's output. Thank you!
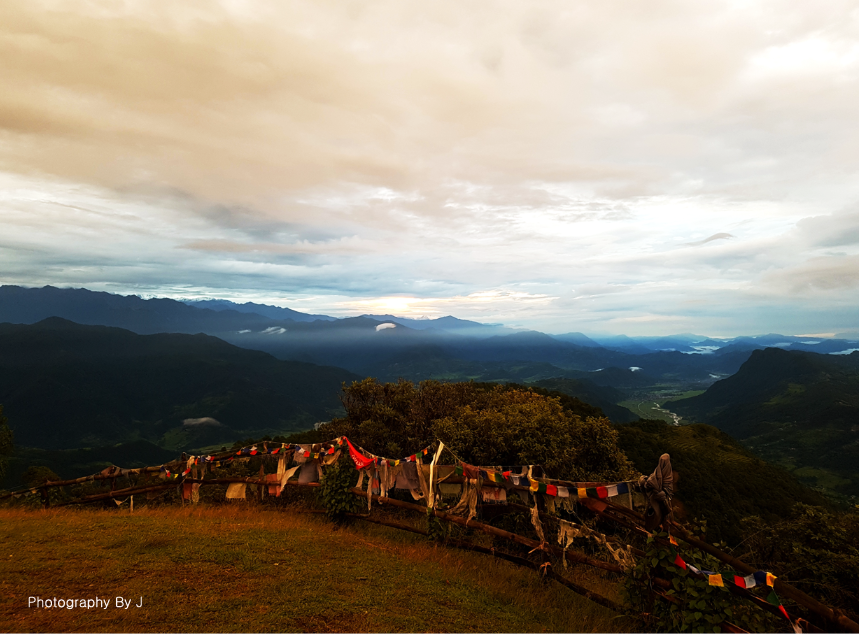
[0, 506, 635, 633]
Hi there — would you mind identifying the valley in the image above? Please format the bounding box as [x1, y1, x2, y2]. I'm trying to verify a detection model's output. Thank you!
[0, 286, 856, 506]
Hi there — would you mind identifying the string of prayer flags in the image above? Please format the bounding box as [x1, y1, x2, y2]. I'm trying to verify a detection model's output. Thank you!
[668, 540, 792, 625]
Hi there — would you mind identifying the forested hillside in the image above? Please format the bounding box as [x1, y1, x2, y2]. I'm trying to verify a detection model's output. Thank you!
[0, 319, 357, 451]
[671, 348, 858, 498]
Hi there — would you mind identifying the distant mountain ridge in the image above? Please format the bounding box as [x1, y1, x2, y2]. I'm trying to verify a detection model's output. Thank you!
[2, 285, 856, 395]
[183, 298, 336, 322]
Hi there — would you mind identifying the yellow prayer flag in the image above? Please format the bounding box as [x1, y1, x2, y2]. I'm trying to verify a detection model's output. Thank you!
[709, 574, 724, 587]
[394, 460, 400, 466]
[577, 487, 587, 498]
[669, 535, 678, 546]
[766, 573, 777, 587]
[529, 479, 539, 492]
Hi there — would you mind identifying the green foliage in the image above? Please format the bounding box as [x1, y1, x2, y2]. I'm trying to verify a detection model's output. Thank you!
[433, 388, 634, 481]
[736, 504, 859, 619]
[322, 378, 635, 482]
[21, 465, 60, 488]
[426, 513, 446, 542]
[0, 405, 12, 485]
[624, 531, 778, 633]
[318, 453, 358, 522]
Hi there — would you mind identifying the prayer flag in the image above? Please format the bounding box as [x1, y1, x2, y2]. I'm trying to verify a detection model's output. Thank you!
[616, 482, 629, 495]
[529, 479, 539, 492]
[546, 484, 558, 497]
[587, 488, 600, 499]
[596, 486, 608, 498]
[708, 574, 724, 587]
[345, 438, 375, 470]
[743, 574, 756, 589]
[753, 571, 767, 586]
[423, 448, 428, 455]
[577, 487, 587, 498]
[605, 485, 618, 497]
[669, 535, 678, 546]
[557, 486, 569, 498]
[673, 552, 686, 569]
[766, 572, 777, 587]
[766, 590, 790, 619]
[733, 575, 745, 588]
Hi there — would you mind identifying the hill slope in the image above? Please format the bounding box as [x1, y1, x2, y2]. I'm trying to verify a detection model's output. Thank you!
[0, 319, 359, 451]
[671, 348, 858, 498]
[616, 419, 828, 543]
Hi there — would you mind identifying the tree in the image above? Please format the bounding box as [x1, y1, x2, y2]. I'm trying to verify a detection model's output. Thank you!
[0, 405, 13, 486]
[321, 379, 635, 482]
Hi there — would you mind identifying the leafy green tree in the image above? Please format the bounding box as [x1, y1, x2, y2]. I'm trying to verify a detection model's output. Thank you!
[322, 379, 635, 482]
[0, 405, 13, 486]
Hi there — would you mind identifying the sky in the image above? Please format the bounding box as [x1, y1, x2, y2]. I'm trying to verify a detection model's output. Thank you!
[0, 0, 857, 336]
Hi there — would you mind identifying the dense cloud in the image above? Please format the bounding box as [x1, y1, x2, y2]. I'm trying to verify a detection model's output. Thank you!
[0, 0, 856, 335]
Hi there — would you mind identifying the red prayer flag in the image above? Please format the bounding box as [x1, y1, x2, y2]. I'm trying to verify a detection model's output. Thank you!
[674, 552, 686, 569]
[546, 484, 558, 496]
[596, 486, 608, 498]
[345, 438, 375, 470]
[779, 606, 789, 620]
[734, 575, 745, 588]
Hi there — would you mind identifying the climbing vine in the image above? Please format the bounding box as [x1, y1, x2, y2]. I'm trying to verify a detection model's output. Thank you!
[623, 530, 779, 633]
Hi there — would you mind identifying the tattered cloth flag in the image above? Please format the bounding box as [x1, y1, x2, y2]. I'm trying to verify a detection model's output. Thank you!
[767, 589, 791, 620]
[345, 438, 375, 470]
[708, 574, 724, 587]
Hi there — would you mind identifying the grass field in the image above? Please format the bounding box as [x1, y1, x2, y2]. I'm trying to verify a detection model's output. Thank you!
[0, 506, 635, 633]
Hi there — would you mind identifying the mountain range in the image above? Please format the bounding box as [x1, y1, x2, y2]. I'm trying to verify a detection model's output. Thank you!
[0, 285, 856, 504]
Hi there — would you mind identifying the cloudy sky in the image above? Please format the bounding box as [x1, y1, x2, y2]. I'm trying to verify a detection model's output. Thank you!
[1, 0, 857, 336]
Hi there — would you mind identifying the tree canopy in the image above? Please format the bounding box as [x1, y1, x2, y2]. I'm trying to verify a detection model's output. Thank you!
[319, 379, 635, 482]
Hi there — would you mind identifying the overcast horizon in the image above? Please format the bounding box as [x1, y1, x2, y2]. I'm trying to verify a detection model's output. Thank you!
[1, 1, 857, 337]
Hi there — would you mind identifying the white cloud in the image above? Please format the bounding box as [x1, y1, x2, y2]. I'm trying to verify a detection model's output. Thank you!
[0, 0, 855, 336]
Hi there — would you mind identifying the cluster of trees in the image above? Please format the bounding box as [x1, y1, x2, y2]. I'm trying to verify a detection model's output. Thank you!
[316, 378, 636, 482]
